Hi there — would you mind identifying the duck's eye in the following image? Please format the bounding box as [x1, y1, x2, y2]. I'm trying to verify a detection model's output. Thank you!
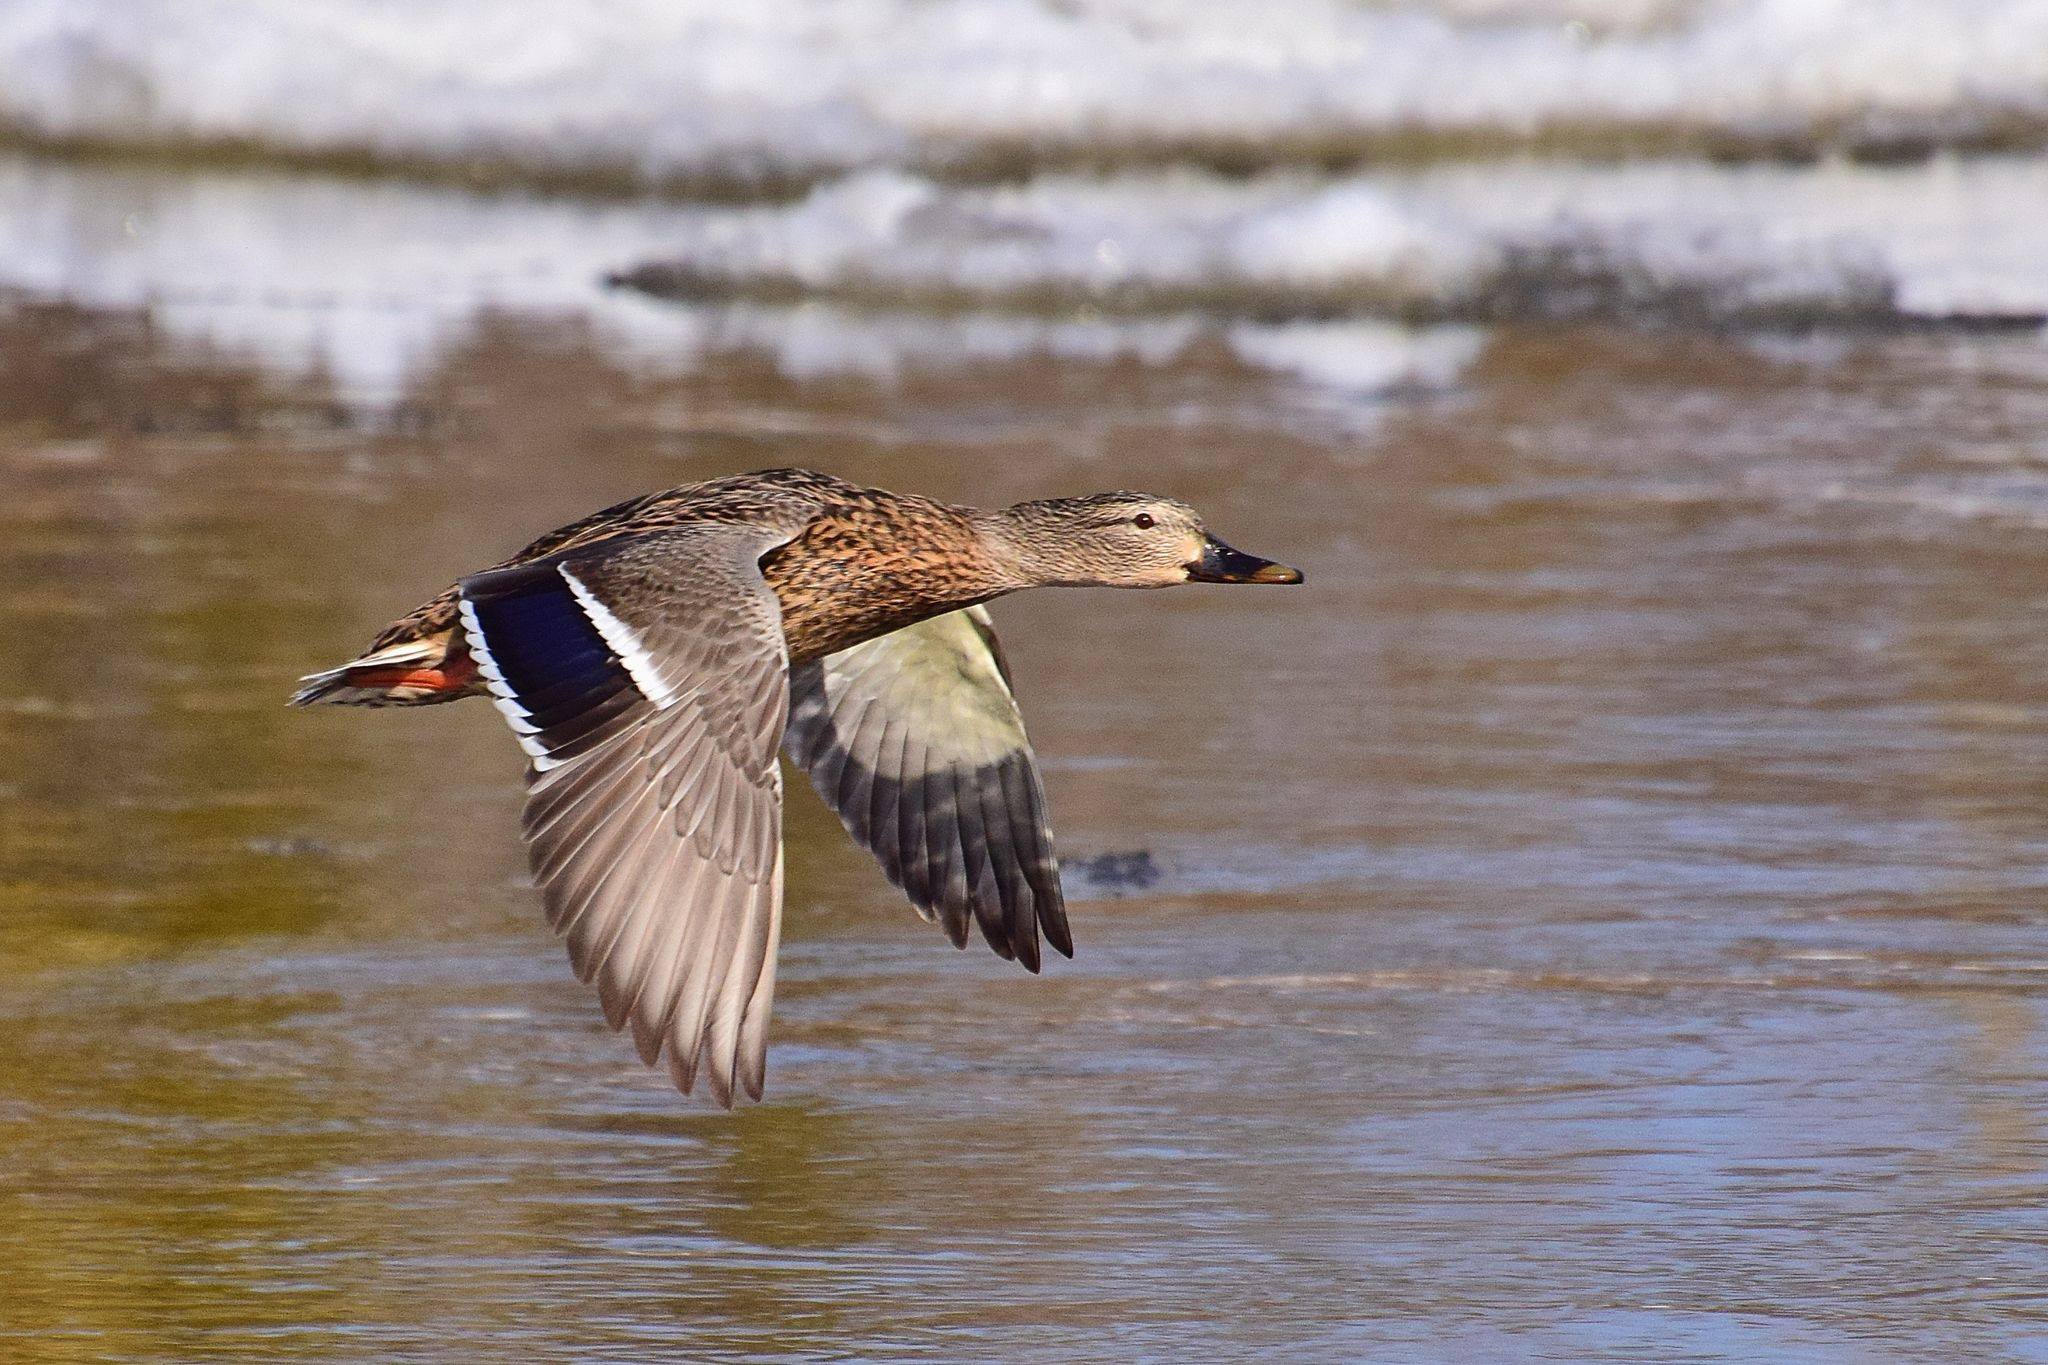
[1132, 513, 1156, 530]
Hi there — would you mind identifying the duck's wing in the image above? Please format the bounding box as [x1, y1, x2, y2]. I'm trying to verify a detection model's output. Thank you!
[784, 607, 1070, 972]
[456, 524, 798, 1106]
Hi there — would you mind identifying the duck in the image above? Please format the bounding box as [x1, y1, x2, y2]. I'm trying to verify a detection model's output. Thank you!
[292, 467, 1301, 1106]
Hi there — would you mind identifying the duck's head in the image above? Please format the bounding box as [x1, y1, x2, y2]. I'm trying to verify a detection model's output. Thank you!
[989, 492, 1304, 590]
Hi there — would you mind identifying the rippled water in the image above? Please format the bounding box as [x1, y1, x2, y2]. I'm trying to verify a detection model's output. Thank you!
[5, 162, 2048, 1360]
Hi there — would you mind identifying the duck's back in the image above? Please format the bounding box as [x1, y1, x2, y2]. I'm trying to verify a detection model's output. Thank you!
[504, 468, 999, 666]
[297, 469, 999, 708]
[363, 468, 863, 653]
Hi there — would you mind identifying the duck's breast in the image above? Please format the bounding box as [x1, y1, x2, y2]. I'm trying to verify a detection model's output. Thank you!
[763, 502, 1001, 665]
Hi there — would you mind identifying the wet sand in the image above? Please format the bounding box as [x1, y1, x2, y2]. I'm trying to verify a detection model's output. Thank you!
[4, 207, 2048, 1357]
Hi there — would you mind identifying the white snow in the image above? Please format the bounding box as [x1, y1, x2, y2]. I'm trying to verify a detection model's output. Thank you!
[5, 151, 2046, 411]
[620, 157, 2048, 324]
[5, 0, 2048, 187]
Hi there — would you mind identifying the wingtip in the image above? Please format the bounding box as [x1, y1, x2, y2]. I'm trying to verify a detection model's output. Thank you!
[1014, 929, 1043, 975]
[702, 1063, 736, 1111]
[629, 1015, 664, 1067]
[650, 1036, 757, 1109]
[667, 1033, 701, 1097]
[1042, 895, 1075, 960]
[596, 974, 634, 1032]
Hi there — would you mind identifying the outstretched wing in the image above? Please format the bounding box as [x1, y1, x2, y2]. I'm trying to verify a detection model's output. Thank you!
[784, 607, 1070, 972]
[457, 525, 796, 1106]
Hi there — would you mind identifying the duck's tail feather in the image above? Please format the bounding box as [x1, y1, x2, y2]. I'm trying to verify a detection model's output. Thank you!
[290, 636, 478, 708]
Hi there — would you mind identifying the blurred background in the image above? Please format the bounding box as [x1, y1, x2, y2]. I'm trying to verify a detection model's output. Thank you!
[4, 1, 2048, 1359]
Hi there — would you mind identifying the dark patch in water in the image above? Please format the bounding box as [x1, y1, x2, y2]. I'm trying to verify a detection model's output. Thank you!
[1070, 850, 1161, 894]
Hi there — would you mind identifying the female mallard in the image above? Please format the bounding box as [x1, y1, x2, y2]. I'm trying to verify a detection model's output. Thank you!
[293, 468, 1300, 1105]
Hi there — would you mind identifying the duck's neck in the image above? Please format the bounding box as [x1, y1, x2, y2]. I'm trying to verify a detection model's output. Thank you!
[971, 504, 1108, 590]
[968, 508, 1050, 593]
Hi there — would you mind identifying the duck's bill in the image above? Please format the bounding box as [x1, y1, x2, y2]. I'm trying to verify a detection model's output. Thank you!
[1186, 535, 1305, 584]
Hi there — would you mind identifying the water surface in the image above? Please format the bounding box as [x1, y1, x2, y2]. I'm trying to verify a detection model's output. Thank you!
[4, 176, 2048, 1361]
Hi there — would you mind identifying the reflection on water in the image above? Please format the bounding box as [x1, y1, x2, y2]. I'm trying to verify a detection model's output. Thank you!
[5, 289, 2048, 1360]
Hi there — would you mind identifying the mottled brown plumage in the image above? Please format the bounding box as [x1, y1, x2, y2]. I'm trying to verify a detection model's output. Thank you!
[764, 493, 1005, 664]
[292, 467, 1300, 1105]
[346, 470, 1012, 698]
